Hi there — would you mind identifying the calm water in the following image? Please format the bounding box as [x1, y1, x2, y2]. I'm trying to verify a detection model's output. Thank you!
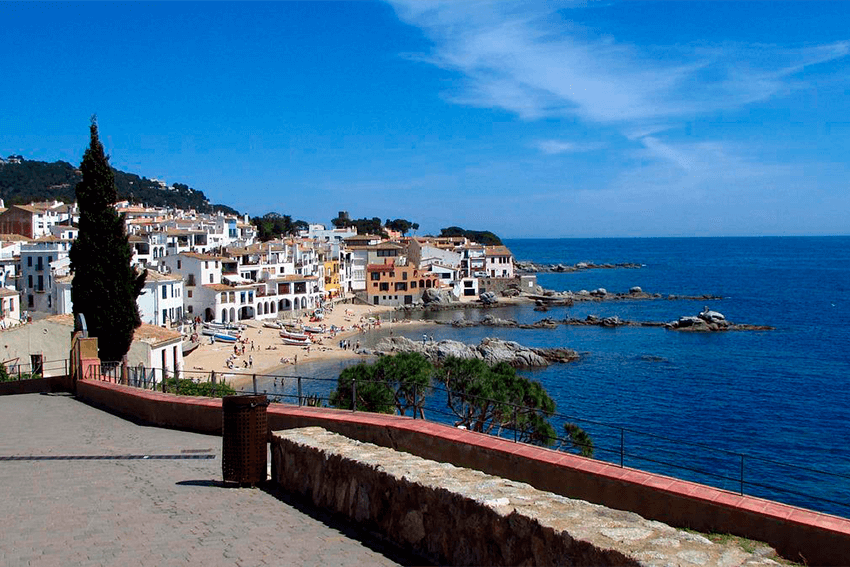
[262, 237, 850, 515]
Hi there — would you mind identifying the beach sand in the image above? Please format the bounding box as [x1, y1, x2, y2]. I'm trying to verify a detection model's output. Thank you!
[181, 300, 421, 388]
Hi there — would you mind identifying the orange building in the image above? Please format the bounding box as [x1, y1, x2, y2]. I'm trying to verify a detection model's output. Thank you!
[365, 261, 441, 306]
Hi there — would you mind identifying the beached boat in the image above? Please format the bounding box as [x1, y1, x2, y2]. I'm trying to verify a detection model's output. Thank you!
[214, 332, 239, 343]
[281, 336, 312, 346]
[303, 325, 325, 334]
[280, 329, 310, 341]
[182, 340, 200, 356]
[263, 321, 282, 329]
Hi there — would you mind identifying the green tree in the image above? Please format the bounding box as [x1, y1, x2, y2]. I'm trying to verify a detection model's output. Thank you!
[384, 218, 420, 236]
[69, 118, 146, 361]
[438, 357, 557, 446]
[372, 352, 432, 417]
[329, 352, 433, 416]
[329, 362, 395, 413]
[561, 422, 594, 458]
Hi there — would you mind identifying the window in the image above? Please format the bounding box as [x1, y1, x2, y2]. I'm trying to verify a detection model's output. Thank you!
[162, 286, 167, 299]
[188, 290, 193, 298]
[402, 272, 408, 280]
[27, 257, 32, 267]
[28, 295, 33, 307]
[209, 274, 213, 284]
[177, 260, 181, 269]
[187, 274, 196, 286]
[370, 272, 380, 281]
[187, 305, 193, 313]
[205, 261, 208, 269]
[28, 275, 33, 288]
[379, 282, 389, 292]
[47, 255, 53, 264]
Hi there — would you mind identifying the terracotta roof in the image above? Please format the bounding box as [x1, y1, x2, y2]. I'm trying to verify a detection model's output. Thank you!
[0, 234, 32, 242]
[143, 270, 181, 283]
[181, 252, 225, 261]
[44, 314, 181, 347]
[484, 245, 512, 256]
[0, 287, 19, 297]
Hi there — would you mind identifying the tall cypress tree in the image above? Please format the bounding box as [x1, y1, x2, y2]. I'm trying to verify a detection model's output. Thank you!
[70, 118, 146, 361]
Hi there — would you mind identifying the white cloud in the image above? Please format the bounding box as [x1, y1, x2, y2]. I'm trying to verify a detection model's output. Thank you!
[534, 139, 604, 154]
[389, 1, 849, 127]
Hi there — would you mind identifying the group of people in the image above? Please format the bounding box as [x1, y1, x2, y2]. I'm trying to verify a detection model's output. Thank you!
[339, 339, 360, 351]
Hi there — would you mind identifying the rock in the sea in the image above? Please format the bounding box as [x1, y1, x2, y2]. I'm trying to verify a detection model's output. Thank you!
[374, 336, 576, 368]
[479, 291, 498, 305]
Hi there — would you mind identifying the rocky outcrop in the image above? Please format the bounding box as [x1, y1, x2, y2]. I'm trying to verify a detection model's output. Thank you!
[515, 261, 643, 274]
[421, 288, 454, 305]
[665, 309, 774, 332]
[373, 336, 578, 368]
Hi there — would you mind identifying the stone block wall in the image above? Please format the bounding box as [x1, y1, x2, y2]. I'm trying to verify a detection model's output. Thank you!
[272, 427, 778, 567]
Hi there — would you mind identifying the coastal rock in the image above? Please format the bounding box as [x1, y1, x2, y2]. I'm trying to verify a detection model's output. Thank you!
[422, 288, 453, 305]
[479, 291, 498, 305]
[373, 336, 577, 368]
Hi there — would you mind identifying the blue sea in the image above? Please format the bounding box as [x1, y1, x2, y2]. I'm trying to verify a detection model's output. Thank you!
[266, 237, 850, 516]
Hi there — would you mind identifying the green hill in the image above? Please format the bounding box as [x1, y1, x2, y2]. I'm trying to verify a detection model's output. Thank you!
[0, 155, 235, 214]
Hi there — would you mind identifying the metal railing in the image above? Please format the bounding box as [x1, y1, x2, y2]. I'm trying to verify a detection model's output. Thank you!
[0, 358, 68, 381]
[83, 366, 850, 518]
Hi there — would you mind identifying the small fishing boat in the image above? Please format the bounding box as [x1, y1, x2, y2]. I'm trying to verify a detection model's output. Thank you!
[280, 329, 310, 341]
[182, 340, 200, 356]
[214, 332, 239, 343]
[303, 325, 325, 334]
[281, 336, 312, 346]
[263, 321, 283, 329]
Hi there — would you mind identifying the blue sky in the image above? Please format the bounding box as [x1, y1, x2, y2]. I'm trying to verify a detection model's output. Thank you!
[2, 1, 849, 237]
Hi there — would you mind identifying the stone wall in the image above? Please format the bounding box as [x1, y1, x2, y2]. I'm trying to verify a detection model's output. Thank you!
[272, 427, 778, 567]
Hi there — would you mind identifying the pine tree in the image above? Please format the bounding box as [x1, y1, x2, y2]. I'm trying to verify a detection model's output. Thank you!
[69, 118, 146, 361]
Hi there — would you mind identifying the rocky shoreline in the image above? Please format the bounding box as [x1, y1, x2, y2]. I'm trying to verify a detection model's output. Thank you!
[366, 336, 580, 368]
[438, 312, 773, 333]
[515, 260, 642, 273]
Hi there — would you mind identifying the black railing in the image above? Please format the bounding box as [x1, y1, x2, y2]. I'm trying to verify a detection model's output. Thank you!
[84, 366, 850, 518]
[0, 358, 68, 381]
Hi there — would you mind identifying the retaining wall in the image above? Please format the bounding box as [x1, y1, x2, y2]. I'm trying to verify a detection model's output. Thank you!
[74, 379, 850, 566]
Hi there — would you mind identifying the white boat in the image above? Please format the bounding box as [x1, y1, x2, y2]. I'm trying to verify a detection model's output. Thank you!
[281, 337, 312, 346]
[182, 340, 200, 356]
[303, 325, 325, 334]
[214, 332, 239, 343]
[280, 329, 310, 341]
[263, 321, 282, 329]
[204, 321, 245, 332]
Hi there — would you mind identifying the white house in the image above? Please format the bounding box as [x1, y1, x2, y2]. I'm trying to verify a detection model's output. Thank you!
[136, 270, 184, 327]
[19, 236, 72, 313]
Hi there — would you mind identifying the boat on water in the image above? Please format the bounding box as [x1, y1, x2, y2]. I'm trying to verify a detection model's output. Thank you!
[281, 336, 312, 346]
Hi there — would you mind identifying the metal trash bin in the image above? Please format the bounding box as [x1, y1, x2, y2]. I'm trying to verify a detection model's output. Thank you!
[222, 395, 268, 485]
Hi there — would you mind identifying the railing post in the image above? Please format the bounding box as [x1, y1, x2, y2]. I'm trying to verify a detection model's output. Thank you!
[351, 378, 356, 412]
[412, 383, 417, 419]
[740, 454, 745, 495]
[513, 405, 518, 442]
[297, 376, 303, 406]
[252, 374, 258, 395]
[162, 366, 167, 393]
[620, 428, 625, 467]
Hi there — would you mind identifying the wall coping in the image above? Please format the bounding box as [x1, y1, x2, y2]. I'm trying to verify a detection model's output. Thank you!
[268, 404, 850, 538]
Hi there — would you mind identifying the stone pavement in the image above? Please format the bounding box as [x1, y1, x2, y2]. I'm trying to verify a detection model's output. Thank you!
[0, 393, 415, 566]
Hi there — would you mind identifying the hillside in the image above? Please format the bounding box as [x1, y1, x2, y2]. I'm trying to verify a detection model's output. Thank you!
[0, 155, 235, 214]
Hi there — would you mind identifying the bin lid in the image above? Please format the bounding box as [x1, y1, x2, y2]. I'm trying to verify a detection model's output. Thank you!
[222, 395, 268, 409]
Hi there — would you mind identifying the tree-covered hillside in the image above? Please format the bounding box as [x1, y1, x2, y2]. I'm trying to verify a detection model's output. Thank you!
[0, 156, 232, 213]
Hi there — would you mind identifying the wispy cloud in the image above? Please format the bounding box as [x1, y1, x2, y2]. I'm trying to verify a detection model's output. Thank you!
[389, 1, 849, 127]
[534, 139, 604, 155]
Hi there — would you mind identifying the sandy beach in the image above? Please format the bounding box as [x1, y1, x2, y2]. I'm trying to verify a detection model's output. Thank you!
[181, 300, 421, 388]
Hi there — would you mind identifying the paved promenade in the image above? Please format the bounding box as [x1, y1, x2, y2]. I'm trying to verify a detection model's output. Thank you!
[0, 394, 413, 566]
